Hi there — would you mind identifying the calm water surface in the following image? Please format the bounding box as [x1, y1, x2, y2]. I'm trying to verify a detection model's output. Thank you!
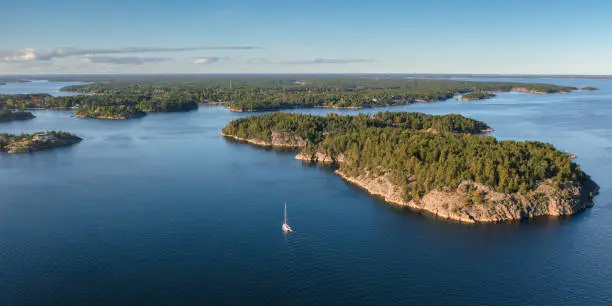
[0, 80, 89, 96]
[0, 79, 611, 305]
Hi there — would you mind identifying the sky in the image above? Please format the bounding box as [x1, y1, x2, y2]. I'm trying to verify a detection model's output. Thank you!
[1, 0, 612, 75]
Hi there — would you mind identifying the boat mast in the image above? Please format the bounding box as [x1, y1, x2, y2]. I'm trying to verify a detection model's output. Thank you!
[284, 202, 287, 224]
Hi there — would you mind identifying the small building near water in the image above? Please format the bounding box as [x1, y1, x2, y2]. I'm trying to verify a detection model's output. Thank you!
[33, 133, 57, 142]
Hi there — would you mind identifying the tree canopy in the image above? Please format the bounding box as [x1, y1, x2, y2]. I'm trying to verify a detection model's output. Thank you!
[223, 112, 586, 201]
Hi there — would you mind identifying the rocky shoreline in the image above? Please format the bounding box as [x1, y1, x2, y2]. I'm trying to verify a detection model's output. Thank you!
[296, 150, 598, 223]
[1, 132, 82, 154]
[510, 87, 571, 94]
[220, 131, 308, 147]
[334, 168, 598, 223]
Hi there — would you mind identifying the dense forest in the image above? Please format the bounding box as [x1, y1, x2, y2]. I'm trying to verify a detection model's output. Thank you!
[0, 109, 35, 122]
[58, 76, 576, 112]
[0, 77, 576, 115]
[223, 112, 587, 201]
[461, 92, 496, 101]
[223, 112, 491, 142]
[0, 93, 197, 119]
[74, 104, 146, 119]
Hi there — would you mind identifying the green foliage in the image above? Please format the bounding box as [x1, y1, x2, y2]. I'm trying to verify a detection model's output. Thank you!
[580, 86, 598, 91]
[371, 112, 490, 133]
[0, 109, 35, 122]
[0, 77, 576, 114]
[223, 113, 586, 201]
[0, 91, 198, 118]
[75, 103, 145, 119]
[0, 131, 79, 152]
[461, 92, 496, 101]
[223, 112, 490, 142]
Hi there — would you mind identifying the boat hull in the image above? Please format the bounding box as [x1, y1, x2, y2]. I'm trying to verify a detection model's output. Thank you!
[282, 223, 293, 232]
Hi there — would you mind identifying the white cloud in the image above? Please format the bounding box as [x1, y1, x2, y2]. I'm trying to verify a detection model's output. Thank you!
[193, 57, 223, 64]
[84, 56, 171, 65]
[2, 49, 38, 61]
[0, 46, 261, 62]
[242, 58, 375, 65]
[283, 58, 374, 65]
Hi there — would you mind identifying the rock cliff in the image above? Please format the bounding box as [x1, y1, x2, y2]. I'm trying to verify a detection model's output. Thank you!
[334, 170, 598, 223]
[221, 131, 308, 147]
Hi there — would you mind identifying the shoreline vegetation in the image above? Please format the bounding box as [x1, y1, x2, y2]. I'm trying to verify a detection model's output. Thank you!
[580, 86, 598, 91]
[221, 112, 598, 223]
[461, 92, 497, 101]
[0, 93, 198, 120]
[0, 131, 81, 154]
[0, 109, 35, 123]
[0, 77, 578, 118]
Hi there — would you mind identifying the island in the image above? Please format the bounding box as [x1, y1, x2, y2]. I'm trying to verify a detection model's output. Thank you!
[74, 104, 146, 120]
[461, 92, 496, 101]
[0, 76, 580, 116]
[580, 86, 598, 91]
[221, 112, 599, 223]
[0, 131, 82, 154]
[0, 109, 35, 122]
[0, 93, 197, 120]
[511, 86, 572, 94]
[56, 76, 577, 112]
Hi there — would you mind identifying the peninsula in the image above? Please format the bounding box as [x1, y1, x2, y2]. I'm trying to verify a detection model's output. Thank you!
[221, 112, 598, 223]
[0, 131, 82, 154]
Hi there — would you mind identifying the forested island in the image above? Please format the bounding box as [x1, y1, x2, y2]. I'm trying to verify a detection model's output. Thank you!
[74, 103, 146, 120]
[461, 92, 496, 101]
[55, 76, 577, 112]
[581, 86, 598, 91]
[0, 131, 81, 154]
[0, 93, 197, 120]
[0, 76, 579, 117]
[222, 112, 598, 223]
[0, 109, 35, 122]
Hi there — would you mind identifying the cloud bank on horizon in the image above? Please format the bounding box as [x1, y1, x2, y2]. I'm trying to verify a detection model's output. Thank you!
[0, 46, 374, 71]
[83, 56, 171, 65]
[0, 46, 261, 62]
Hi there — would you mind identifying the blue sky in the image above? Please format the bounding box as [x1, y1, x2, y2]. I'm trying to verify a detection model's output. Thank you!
[1, 0, 611, 74]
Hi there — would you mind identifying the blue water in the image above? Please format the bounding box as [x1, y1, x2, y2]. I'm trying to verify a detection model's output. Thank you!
[0, 79, 611, 305]
[0, 80, 89, 96]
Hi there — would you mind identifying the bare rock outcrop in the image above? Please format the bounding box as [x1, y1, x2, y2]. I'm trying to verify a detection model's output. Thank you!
[334, 171, 598, 223]
[295, 151, 345, 164]
[220, 131, 307, 148]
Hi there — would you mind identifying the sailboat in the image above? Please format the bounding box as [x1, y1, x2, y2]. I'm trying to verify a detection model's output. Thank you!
[282, 202, 293, 233]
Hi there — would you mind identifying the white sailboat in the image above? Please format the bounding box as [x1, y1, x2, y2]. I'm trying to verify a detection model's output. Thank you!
[282, 202, 293, 233]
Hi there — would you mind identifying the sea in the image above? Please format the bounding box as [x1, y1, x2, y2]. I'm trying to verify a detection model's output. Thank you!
[0, 78, 611, 305]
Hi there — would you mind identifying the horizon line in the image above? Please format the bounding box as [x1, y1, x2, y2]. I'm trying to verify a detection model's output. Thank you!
[1, 73, 611, 77]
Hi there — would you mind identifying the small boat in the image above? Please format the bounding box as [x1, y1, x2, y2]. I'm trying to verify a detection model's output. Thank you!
[282, 202, 293, 233]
